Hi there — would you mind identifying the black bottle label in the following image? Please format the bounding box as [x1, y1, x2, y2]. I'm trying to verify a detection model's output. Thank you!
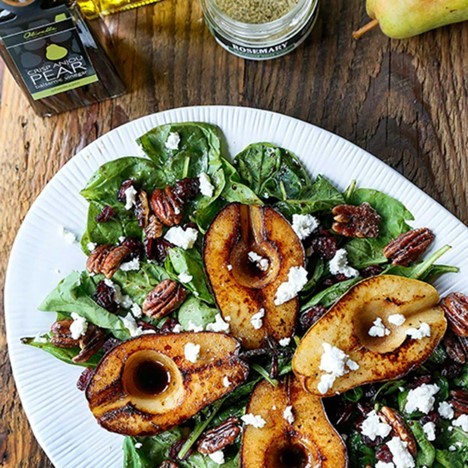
[0, 6, 98, 100]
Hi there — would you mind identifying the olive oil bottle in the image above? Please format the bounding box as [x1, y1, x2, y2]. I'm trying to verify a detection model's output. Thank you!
[0, 0, 125, 116]
[77, 0, 163, 18]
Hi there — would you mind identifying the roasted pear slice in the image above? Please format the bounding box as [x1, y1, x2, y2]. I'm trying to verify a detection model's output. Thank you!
[86, 332, 249, 435]
[293, 275, 447, 396]
[204, 203, 305, 349]
[241, 377, 347, 468]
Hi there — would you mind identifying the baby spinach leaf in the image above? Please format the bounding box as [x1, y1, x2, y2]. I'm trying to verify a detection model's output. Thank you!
[345, 188, 414, 268]
[454, 365, 468, 389]
[177, 296, 218, 331]
[22, 335, 102, 368]
[180, 452, 239, 468]
[275, 175, 345, 216]
[410, 421, 436, 467]
[301, 277, 361, 311]
[347, 432, 375, 468]
[165, 247, 214, 304]
[435, 448, 466, 468]
[113, 263, 170, 305]
[39, 271, 129, 340]
[233, 143, 312, 201]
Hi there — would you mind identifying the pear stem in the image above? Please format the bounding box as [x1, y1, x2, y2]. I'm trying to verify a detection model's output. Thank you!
[352, 19, 379, 39]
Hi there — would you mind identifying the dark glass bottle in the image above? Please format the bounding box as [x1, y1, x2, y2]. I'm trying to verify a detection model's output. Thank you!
[0, 0, 125, 117]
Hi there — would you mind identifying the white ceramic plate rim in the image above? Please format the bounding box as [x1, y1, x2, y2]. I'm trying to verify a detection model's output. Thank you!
[5, 105, 468, 468]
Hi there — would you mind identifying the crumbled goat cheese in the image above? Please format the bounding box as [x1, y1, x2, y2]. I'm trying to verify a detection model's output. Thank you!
[274, 266, 308, 305]
[118, 236, 126, 243]
[225, 316, 231, 322]
[291, 214, 319, 240]
[34, 333, 48, 344]
[121, 295, 133, 309]
[449, 445, 456, 451]
[184, 342, 201, 363]
[452, 414, 468, 432]
[104, 279, 126, 306]
[131, 303, 142, 318]
[208, 450, 225, 465]
[124, 186, 138, 210]
[388, 314, 406, 326]
[250, 309, 265, 330]
[70, 312, 88, 339]
[134, 442, 142, 449]
[317, 343, 359, 394]
[406, 322, 431, 340]
[120, 257, 140, 272]
[248, 251, 269, 271]
[121, 313, 144, 337]
[241, 413, 266, 428]
[172, 324, 183, 333]
[87, 242, 97, 252]
[165, 132, 180, 150]
[227, 264, 233, 271]
[283, 406, 295, 424]
[223, 376, 231, 388]
[186, 321, 204, 332]
[164, 226, 198, 250]
[438, 401, 455, 420]
[60, 226, 78, 244]
[328, 249, 358, 278]
[360, 410, 392, 441]
[279, 337, 291, 347]
[422, 422, 436, 441]
[405, 384, 439, 414]
[206, 313, 230, 333]
[368, 317, 391, 337]
[199, 172, 215, 197]
[375, 462, 395, 468]
[178, 271, 193, 283]
[386, 437, 415, 468]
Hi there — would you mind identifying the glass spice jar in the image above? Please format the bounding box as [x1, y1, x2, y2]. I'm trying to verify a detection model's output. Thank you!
[199, 0, 319, 60]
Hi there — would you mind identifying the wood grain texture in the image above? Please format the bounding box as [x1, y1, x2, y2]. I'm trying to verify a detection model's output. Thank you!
[0, 0, 466, 466]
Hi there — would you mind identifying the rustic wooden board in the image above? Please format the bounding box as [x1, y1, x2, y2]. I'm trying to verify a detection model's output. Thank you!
[0, 0, 466, 465]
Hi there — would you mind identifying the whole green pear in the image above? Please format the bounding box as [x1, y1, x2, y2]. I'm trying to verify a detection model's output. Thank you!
[366, 0, 468, 39]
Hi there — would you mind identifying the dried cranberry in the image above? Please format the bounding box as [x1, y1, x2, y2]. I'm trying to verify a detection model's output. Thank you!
[137, 320, 159, 332]
[322, 274, 348, 288]
[307, 229, 338, 260]
[101, 337, 122, 354]
[420, 410, 440, 426]
[357, 402, 374, 417]
[117, 180, 135, 202]
[408, 374, 431, 389]
[77, 367, 95, 391]
[361, 434, 383, 448]
[361, 265, 384, 278]
[95, 205, 115, 223]
[146, 237, 174, 262]
[120, 238, 143, 259]
[299, 305, 327, 332]
[169, 438, 192, 461]
[335, 403, 356, 427]
[375, 444, 393, 463]
[172, 178, 200, 201]
[441, 361, 463, 379]
[363, 384, 378, 399]
[94, 280, 118, 312]
[159, 317, 181, 333]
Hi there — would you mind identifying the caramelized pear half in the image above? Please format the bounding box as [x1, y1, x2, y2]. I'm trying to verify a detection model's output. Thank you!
[293, 275, 447, 396]
[86, 332, 249, 435]
[241, 377, 347, 468]
[204, 203, 305, 349]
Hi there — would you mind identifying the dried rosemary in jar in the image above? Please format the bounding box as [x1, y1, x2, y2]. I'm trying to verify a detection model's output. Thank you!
[0, 0, 125, 117]
[200, 0, 319, 60]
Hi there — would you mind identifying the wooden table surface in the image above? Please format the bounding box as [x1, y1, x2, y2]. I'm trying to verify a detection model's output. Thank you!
[0, 0, 467, 466]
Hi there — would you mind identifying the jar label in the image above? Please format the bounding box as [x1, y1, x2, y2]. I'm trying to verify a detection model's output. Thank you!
[210, 5, 319, 60]
[0, 6, 98, 100]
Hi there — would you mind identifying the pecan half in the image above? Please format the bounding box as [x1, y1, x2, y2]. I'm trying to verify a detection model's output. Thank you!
[332, 203, 381, 238]
[134, 190, 151, 228]
[50, 319, 80, 348]
[443, 330, 466, 364]
[449, 390, 468, 417]
[151, 186, 184, 226]
[379, 407, 417, 456]
[86, 244, 113, 274]
[383, 228, 435, 266]
[76, 367, 95, 391]
[143, 280, 188, 319]
[160, 462, 178, 468]
[441, 293, 468, 337]
[145, 215, 163, 240]
[100, 244, 133, 278]
[197, 417, 241, 455]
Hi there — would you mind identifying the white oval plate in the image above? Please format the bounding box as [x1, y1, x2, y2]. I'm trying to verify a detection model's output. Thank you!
[5, 106, 468, 468]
